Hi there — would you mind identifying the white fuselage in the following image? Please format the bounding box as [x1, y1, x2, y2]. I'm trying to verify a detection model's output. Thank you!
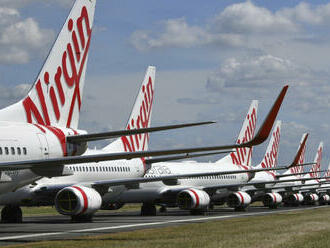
[0, 148, 146, 205]
[0, 121, 87, 194]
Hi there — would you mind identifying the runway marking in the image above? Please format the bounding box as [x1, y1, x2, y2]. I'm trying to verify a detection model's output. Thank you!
[0, 206, 327, 241]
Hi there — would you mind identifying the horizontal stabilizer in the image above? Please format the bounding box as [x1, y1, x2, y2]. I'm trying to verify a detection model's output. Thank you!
[242, 85, 288, 147]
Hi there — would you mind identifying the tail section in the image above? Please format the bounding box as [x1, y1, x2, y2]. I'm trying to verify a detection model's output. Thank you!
[289, 133, 308, 175]
[258, 120, 281, 169]
[103, 66, 156, 153]
[309, 142, 323, 179]
[0, 0, 96, 129]
[218, 100, 258, 166]
[324, 163, 330, 181]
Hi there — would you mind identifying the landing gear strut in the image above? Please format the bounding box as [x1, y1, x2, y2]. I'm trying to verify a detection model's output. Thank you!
[141, 203, 157, 216]
[159, 206, 167, 213]
[1, 205, 23, 223]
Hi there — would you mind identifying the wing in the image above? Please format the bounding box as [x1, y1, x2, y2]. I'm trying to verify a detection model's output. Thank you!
[67, 121, 215, 143]
[201, 176, 330, 191]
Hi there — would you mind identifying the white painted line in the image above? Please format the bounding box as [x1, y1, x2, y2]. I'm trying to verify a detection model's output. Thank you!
[0, 206, 326, 241]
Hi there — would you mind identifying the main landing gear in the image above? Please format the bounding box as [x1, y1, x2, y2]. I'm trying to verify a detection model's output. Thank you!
[140, 203, 157, 216]
[71, 215, 93, 223]
[1, 205, 23, 223]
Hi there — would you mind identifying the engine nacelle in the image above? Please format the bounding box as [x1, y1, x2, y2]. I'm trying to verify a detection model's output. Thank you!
[285, 193, 304, 206]
[55, 186, 102, 216]
[227, 191, 251, 208]
[177, 189, 210, 210]
[319, 194, 330, 205]
[304, 193, 319, 205]
[263, 193, 282, 208]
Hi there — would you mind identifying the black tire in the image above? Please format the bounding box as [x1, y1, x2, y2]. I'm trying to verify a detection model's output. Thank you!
[1, 205, 23, 223]
[141, 204, 157, 216]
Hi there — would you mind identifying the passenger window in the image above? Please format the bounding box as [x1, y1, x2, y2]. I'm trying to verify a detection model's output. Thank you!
[11, 147, 15, 155]
[5, 147, 9, 155]
[23, 147, 27, 155]
[0, 147, 2, 155]
[17, 147, 21, 155]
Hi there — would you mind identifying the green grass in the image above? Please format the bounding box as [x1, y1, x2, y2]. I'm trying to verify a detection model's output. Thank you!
[5, 207, 330, 248]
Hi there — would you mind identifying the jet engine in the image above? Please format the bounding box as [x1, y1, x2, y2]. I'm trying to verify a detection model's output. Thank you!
[55, 186, 102, 219]
[304, 193, 319, 205]
[284, 193, 304, 206]
[319, 194, 330, 205]
[262, 193, 282, 208]
[227, 191, 251, 210]
[177, 189, 210, 210]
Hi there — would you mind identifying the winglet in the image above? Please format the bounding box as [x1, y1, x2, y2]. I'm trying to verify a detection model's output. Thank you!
[243, 85, 288, 147]
[289, 133, 308, 168]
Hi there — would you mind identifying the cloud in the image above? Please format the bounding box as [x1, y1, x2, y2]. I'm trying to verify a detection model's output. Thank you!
[0, 83, 30, 108]
[212, 1, 298, 33]
[0, 0, 74, 8]
[129, 1, 303, 51]
[206, 54, 313, 90]
[0, 7, 54, 64]
[279, 2, 330, 26]
[130, 18, 243, 51]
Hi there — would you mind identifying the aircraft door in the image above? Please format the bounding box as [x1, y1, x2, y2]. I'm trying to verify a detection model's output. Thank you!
[37, 134, 49, 159]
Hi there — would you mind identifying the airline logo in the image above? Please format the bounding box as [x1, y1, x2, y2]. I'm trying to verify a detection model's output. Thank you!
[310, 145, 322, 179]
[325, 164, 330, 181]
[261, 124, 280, 169]
[231, 107, 257, 166]
[22, 6, 92, 129]
[121, 77, 154, 152]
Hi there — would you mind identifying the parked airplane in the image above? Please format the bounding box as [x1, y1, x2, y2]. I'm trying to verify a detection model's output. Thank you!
[0, 0, 221, 196]
[0, 85, 288, 222]
[317, 164, 330, 205]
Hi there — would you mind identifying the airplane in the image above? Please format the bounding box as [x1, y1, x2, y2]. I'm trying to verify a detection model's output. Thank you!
[0, 0, 283, 222]
[316, 164, 330, 205]
[0, 86, 288, 222]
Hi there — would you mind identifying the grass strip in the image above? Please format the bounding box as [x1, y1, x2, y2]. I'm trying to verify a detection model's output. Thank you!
[4, 206, 330, 248]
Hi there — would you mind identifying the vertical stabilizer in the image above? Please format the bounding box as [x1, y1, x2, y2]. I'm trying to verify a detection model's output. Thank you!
[309, 142, 323, 179]
[289, 133, 308, 175]
[218, 100, 258, 166]
[258, 120, 281, 169]
[0, 0, 96, 129]
[324, 162, 330, 181]
[103, 66, 156, 153]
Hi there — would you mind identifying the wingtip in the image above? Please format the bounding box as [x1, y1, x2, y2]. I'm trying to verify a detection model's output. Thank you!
[242, 86, 288, 147]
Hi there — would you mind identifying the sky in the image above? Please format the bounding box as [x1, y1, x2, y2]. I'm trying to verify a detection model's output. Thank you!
[0, 0, 329, 171]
